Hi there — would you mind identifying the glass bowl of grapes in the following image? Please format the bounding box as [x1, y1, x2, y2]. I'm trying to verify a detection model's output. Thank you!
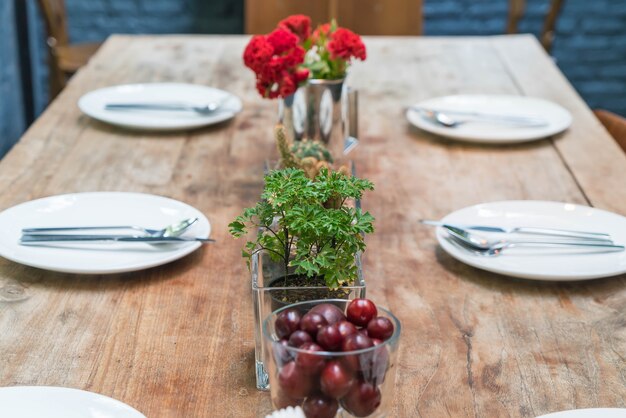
[263, 298, 401, 418]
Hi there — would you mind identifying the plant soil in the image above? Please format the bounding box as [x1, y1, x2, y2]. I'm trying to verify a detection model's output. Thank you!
[268, 274, 351, 309]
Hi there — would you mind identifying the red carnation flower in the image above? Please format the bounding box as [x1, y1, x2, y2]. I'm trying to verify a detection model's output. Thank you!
[327, 27, 366, 61]
[243, 35, 273, 72]
[266, 28, 299, 55]
[279, 14, 311, 42]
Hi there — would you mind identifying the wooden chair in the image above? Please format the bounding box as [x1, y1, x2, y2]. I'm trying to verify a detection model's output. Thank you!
[507, 0, 565, 52]
[37, 0, 101, 99]
[244, 0, 422, 36]
[594, 109, 626, 153]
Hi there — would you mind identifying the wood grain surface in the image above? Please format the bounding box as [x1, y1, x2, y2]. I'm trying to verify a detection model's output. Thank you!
[0, 35, 625, 418]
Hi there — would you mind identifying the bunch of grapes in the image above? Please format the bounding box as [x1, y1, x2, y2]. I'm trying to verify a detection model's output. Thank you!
[271, 299, 396, 418]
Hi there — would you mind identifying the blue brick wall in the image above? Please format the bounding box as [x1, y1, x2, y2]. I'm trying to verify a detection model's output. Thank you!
[0, 1, 25, 156]
[424, 0, 626, 116]
[1, 0, 625, 158]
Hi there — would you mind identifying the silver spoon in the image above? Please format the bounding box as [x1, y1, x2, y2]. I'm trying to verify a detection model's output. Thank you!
[443, 225, 624, 256]
[414, 108, 548, 128]
[22, 217, 199, 238]
[104, 102, 223, 115]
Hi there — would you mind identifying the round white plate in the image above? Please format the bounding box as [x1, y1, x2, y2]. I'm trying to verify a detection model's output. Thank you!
[436, 201, 626, 281]
[0, 386, 145, 418]
[78, 83, 242, 131]
[0, 192, 211, 274]
[406, 94, 572, 143]
[536, 409, 626, 418]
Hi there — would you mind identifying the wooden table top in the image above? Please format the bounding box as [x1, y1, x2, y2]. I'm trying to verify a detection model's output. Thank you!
[1, 34, 625, 417]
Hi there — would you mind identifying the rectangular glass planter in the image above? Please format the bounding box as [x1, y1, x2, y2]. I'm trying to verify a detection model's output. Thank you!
[252, 250, 366, 390]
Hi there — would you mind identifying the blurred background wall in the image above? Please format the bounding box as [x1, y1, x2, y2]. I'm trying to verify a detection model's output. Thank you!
[1, 0, 625, 156]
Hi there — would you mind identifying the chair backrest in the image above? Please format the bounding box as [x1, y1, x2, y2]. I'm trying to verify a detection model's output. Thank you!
[244, 0, 422, 36]
[37, 0, 69, 48]
[507, 0, 565, 52]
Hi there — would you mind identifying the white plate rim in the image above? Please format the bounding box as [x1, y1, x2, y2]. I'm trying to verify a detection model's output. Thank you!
[406, 94, 573, 144]
[0, 192, 210, 274]
[0, 385, 146, 418]
[78, 82, 242, 131]
[535, 408, 626, 418]
[436, 200, 626, 281]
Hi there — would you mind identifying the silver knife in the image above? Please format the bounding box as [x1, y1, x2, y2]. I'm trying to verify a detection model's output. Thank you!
[420, 220, 612, 242]
[20, 234, 215, 244]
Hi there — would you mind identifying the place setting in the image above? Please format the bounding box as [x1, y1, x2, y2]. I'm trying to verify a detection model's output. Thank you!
[78, 82, 243, 131]
[0, 192, 212, 274]
[406, 94, 573, 144]
[422, 200, 626, 281]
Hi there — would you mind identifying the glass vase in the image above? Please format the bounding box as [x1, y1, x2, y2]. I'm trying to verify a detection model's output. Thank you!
[252, 251, 366, 390]
[263, 299, 401, 417]
[279, 78, 348, 160]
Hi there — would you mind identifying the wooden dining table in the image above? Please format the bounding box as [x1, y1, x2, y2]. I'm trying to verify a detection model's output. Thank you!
[1, 34, 625, 417]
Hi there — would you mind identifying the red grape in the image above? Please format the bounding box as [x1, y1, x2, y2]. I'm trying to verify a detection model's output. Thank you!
[296, 342, 326, 375]
[340, 380, 382, 417]
[346, 299, 378, 327]
[342, 333, 374, 352]
[367, 316, 394, 340]
[300, 312, 328, 336]
[288, 330, 313, 348]
[316, 324, 342, 351]
[275, 309, 302, 339]
[336, 320, 358, 339]
[309, 303, 346, 325]
[278, 361, 313, 398]
[342, 333, 374, 372]
[302, 395, 338, 418]
[320, 360, 355, 398]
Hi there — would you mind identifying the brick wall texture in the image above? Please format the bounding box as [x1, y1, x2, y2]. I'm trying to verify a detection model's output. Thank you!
[424, 0, 626, 117]
[0, 1, 25, 156]
[1, 0, 625, 156]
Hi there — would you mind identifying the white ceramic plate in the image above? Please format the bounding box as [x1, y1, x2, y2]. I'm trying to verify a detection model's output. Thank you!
[406, 94, 572, 143]
[0, 386, 145, 418]
[0, 192, 211, 274]
[78, 83, 242, 131]
[536, 409, 626, 418]
[436, 201, 626, 281]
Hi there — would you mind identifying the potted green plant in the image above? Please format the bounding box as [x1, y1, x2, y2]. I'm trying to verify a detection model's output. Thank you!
[229, 167, 374, 390]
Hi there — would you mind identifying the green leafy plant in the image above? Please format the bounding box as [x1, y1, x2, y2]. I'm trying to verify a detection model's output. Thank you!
[229, 168, 374, 289]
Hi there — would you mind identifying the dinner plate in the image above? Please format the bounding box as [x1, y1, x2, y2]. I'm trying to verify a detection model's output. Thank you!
[0, 192, 211, 274]
[435, 201, 626, 281]
[406, 94, 572, 143]
[0, 386, 145, 418]
[78, 83, 242, 131]
[536, 409, 626, 418]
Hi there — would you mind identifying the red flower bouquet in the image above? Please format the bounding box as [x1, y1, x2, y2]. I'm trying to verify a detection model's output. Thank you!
[243, 15, 366, 99]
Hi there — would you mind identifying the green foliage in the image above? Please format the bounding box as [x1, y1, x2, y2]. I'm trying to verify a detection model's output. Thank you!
[304, 20, 347, 80]
[228, 168, 374, 289]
